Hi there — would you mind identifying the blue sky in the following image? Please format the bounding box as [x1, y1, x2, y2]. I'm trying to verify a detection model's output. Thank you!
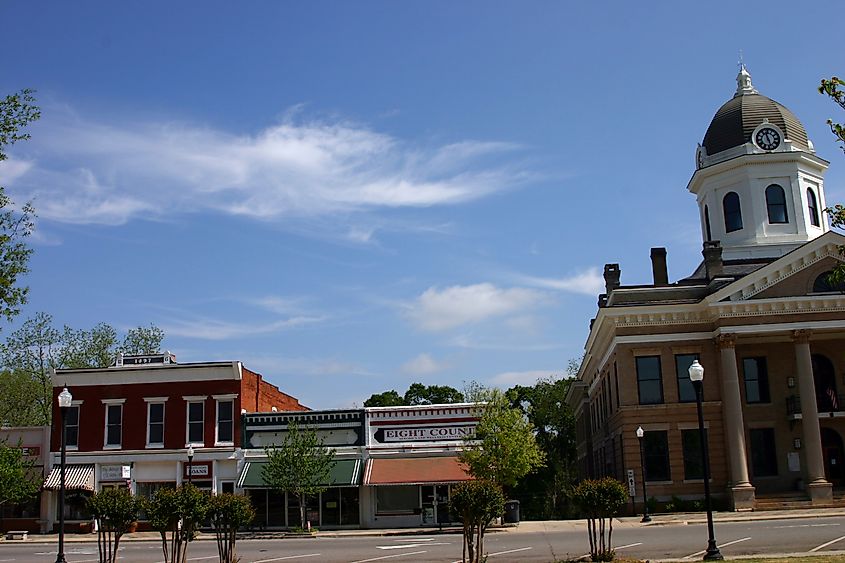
[1, 1, 843, 408]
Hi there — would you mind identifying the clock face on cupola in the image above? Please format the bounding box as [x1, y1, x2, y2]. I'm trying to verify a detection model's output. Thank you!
[689, 64, 830, 261]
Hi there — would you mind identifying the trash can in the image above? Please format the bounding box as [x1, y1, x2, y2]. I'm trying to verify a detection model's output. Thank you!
[503, 500, 520, 524]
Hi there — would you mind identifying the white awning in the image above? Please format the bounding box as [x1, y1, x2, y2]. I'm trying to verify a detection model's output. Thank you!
[43, 464, 95, 492]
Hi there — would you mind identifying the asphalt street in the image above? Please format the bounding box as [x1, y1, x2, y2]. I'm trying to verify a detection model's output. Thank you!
[4, 516, 845, 562]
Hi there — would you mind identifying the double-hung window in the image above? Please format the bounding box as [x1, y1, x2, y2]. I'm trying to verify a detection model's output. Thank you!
[185, 396, 207, 446]
[743, 357, 771, 404]
[65, 404, 81, 449]
[213, 395, 237, 445]
[675, 353, 699, 403]
[102, 399, 126, 448]
[145, 398, 167, 448]
[636, 355, 663, 405]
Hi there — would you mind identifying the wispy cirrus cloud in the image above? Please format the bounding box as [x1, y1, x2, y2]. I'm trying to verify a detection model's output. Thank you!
[489, 369, 559, 387]
[160, 314, 325, 340]
[405, 283, 550, 332]
[401, 353, 449, 375]
[4, 106, 531, 231]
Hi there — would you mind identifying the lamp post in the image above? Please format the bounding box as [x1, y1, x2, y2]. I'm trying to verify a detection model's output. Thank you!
[636, 426, 651, 523]
[56, 387, 73, 563]
[187, 445, 194, 486]
[689, 359, 723, 561]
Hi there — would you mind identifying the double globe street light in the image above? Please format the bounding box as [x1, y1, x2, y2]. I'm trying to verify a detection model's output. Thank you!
[688, 359, 723, 561]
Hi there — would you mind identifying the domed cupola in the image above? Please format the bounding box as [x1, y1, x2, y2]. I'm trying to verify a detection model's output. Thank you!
[700, 65, 811, 160]
[687, 66, 829, 261]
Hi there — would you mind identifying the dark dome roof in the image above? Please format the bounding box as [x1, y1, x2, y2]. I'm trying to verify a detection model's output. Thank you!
[702, 75, 809, 155]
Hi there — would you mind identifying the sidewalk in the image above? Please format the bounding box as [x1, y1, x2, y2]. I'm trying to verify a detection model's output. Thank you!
[8, 507, 845, 544]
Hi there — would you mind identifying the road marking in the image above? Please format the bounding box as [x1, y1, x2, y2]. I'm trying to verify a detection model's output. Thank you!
[378, 543, 450, 550]
[774, 523, 840, 529]
[252, 554, 322, 563]
[396, 538, 434, 542]
[616, 542, 643, 550]
[487, 547, 533, 557]
[811, 534, 845, 552]
[351, 551, 428, 563]
[187, 558, 218, 561]
[683, 537, 750, 559]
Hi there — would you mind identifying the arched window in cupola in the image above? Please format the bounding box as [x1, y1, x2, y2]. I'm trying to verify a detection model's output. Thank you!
[808, 188, 820, 227]
[723, 192, 743, 233]
[765, 184, 788, 224]
[704, 205, 712, 241]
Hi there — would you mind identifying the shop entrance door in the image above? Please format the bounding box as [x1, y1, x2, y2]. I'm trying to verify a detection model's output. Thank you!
[435, 485, 450, 524]
[421, 485, 451, 524]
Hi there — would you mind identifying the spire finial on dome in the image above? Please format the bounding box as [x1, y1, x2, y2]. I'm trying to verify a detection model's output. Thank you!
[735, 56, 758, 97]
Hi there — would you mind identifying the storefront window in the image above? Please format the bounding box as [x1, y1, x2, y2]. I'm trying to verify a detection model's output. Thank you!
[2, 491, 40, 518]
[287, 493, 318, 529]
[268, 491, 285, 527]
[340, 487, 359, 525]
[376, 485, 419, 515]
[60, 491, 92, 520]
[248, 489, 267, 528]
[322, 488, 340, 526]
[136, 482, 175, 520]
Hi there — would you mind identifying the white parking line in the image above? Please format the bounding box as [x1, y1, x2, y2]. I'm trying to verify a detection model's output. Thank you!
[683, 537, 750, 559]
[252, 554, 322, 563]
[616, 542, 643, 550]
[351, 551, 428, 563]
[378, 543, 450, 550]
[811, 534, 845, 552]
[487, 547, 533, 557]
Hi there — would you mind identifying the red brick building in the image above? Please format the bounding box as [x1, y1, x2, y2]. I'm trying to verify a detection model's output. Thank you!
[43, 353, 305, 531]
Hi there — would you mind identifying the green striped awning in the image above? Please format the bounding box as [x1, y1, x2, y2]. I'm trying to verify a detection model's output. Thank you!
[237, 459, 361, 489]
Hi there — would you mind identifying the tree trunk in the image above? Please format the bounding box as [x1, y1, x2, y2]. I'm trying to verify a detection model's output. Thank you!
[299, 493, 307, 530]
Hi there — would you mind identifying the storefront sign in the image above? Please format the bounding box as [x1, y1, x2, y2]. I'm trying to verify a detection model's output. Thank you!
[101, 465, 131, 481]
[626, 469, 636, 497]
[375, 426, 475, 443]
[19, 446, 40, 457]
[183, 461, 212, 479]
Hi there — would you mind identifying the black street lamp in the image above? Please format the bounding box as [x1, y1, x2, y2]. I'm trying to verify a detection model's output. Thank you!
[187, 445, 194, 486]
[56, 387, 73, 563]
[636, 426, 651, 523]
[689, 359, 723, 561]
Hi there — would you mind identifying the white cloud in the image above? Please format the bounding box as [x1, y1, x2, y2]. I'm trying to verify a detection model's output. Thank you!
[489, 370, 558, 387]
[517, 267, 604, 296]
[401, 353, 449, 375]
[160, 314, 325, 340]
[7, 106, 530, 229]
[243, 355, 369, 377]
[406, 283, 549, 331]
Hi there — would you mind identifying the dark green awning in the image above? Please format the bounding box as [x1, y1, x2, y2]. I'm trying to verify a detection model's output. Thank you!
[237, 459, 361, 488]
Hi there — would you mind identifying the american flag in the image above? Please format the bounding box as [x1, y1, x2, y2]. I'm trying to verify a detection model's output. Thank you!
[827, 387, 839, 411]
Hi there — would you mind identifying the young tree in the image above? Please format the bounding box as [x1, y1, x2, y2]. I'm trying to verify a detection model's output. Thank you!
[0, 89, 38, 325]
[208, 493, 255, 563]
[0, 440, 39, 527]
[263, 421, 336, 530]
[459, 385, 545, 489]
[449, 480, 505, 563]
[145, 484, 210, 563]
[121, 324, 165, 355]
[87, 487, 143, 563]
[506, 375, 577, 519]
[572, 477, 628, 562]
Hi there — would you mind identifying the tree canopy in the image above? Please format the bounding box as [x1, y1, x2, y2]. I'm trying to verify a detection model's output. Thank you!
[0, 314, 165, 425]
[0, 439, 39, 511]
[363, 382, 464, 407]
[0, 90, 38, 325]
[820, 76, 845, 286]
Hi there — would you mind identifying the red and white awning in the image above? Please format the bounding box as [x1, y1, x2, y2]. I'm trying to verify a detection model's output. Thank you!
[43, 464, 95, 492]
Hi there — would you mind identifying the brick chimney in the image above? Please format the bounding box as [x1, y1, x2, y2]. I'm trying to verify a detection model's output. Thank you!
[703, 240, 724, 279]
[650, 247, 668, 286]
[603, 263, 621, 294]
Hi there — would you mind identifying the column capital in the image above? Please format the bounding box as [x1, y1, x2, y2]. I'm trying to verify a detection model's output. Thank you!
[793, 329, 813, 344]
[716, 333, 737, 349]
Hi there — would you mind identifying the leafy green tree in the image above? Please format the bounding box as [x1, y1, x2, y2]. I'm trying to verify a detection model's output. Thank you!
[449, 480, 505, 563]
[87, 487, 143, 563]
[819, 76, 845, 286]
[363, 389, 405, 407]
[0, 440, 39, 526]
[208, 493, 255, 563]
[121, 324, 166, 355]
[145, 484, 210, 563]
[263, 421, 336, 530]
[459, 385, 545, 489]
[506, 375, 577, 519]
[0, 90, 38, 324]
[572, 477, 628, 562]
[404, 382, 464, 405]
[0, 315, 166, 425]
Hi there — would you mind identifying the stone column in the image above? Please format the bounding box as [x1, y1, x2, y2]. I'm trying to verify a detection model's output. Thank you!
[794, 329, 832, 503]
[717, 334, 755, 510]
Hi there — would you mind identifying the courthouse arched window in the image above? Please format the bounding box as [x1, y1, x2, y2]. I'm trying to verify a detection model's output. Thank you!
[723, 192, 743, 232]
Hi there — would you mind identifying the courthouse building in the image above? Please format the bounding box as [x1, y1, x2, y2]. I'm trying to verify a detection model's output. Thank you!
[567, 66, 845, 510]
